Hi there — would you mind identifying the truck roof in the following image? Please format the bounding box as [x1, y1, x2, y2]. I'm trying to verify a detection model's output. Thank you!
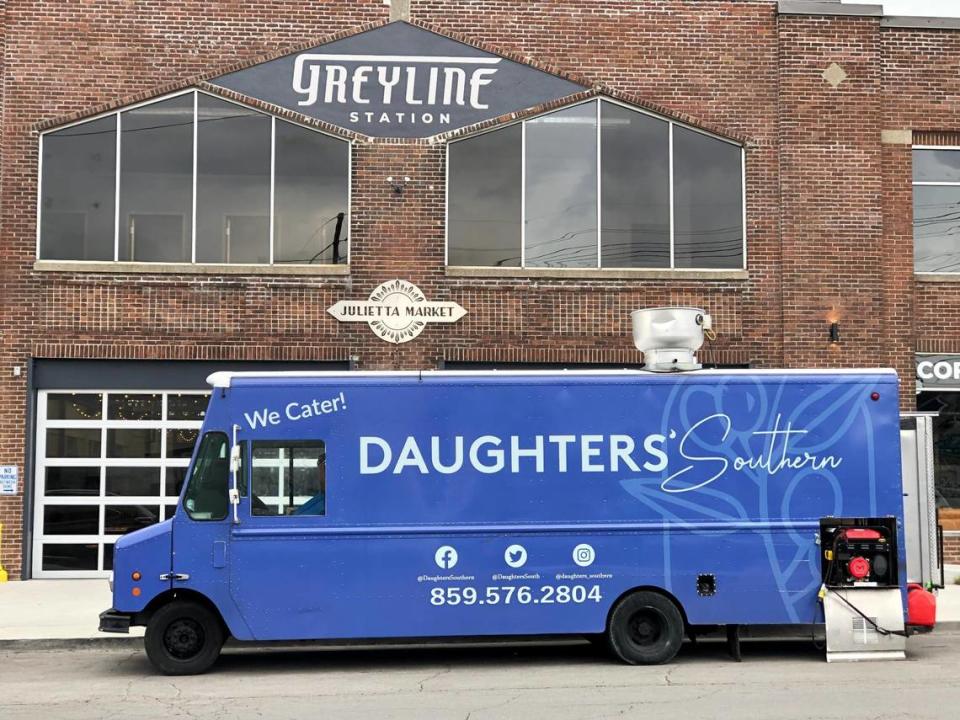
[207, 368, 899, 388]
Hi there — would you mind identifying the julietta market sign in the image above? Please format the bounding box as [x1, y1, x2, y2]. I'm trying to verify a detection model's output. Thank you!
[211, 22, 585, 138]
[328, 280, 466, 344]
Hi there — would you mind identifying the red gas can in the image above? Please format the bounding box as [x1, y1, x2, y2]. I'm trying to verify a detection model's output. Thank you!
[906, 583, 937, 628]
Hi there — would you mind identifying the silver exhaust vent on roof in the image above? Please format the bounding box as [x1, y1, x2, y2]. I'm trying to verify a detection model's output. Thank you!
[631, 307, 712, 372]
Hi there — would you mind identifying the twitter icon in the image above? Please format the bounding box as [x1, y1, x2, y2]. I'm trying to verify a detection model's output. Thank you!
[504, 544, 528, 568]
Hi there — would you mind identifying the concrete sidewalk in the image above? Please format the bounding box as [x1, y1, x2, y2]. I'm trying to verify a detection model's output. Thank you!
[0, 579, 144, 641]
[1, 574, 959, 642]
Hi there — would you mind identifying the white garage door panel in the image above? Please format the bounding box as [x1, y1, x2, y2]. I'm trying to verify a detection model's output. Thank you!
[32, 390, 208, 578]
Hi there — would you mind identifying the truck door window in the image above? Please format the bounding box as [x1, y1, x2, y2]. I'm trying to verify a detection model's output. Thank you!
[183, 432, 229, 521]
[251, 440, 326, 516]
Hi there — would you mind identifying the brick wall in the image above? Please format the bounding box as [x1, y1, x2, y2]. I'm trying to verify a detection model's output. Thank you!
[943, 535, 960, 567]
[1, 2, 959, 577]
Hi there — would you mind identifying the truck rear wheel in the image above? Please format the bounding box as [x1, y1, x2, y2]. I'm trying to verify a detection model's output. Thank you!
[144, 600, 224, 675]
[607, 591, 684, 665]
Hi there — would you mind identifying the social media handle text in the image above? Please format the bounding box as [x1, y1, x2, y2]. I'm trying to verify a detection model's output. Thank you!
[429, 584, 602, 606]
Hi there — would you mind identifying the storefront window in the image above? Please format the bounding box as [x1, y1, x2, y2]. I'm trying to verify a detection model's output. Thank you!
[916, 392, 960, 508]
[39, 90, 350, 266]
[446, 98, 744, 270]
[914, 148, 960, 273]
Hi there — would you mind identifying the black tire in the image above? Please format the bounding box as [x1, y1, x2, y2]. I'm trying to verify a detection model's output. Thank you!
[606, 591, 684, 665]
[144, 600, 225, 675]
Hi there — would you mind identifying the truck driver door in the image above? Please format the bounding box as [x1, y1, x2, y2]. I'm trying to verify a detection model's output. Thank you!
[170, 431, 233, 601]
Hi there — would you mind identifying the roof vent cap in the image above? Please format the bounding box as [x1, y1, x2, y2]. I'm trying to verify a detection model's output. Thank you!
[631, 306, 712, 372]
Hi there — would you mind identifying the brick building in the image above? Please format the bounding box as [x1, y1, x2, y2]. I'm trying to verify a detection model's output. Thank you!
[2, 0, 960, 579]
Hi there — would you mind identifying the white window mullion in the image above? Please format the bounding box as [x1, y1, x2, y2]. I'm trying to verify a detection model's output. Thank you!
[596, 99, 602, 269]
[36, 133, 44, 258]
[668, 122, 675, 269]
[741, 146, 747, 270]
[346, 142, 353, 266]
[114, 112, 122, 261]
[270, 116, 276, 266]
[521, 120, 527, 268]
[191, 91, 198, 264]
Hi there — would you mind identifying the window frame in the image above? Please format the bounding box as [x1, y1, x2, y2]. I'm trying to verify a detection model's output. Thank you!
[36, 88, 352, 268]
[444, 96, 747, 272]
[247, 438, 328, 519]
[182, 431, 231, 522]
[913, 144, 960, 275]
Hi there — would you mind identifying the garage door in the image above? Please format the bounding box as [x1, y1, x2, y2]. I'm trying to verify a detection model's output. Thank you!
[32, 390, 207, 578]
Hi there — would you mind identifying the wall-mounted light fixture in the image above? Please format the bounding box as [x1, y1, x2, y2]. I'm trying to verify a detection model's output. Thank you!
[387, 176, 411, 194]
[829, 322, 840, 343]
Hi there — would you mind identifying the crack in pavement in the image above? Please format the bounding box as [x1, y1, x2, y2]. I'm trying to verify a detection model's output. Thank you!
[417, 665, 452, 692]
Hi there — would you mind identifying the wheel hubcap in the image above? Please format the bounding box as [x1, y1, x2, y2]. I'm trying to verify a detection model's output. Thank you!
[163, 618, 205, 660]
[627, 609, 664, 647]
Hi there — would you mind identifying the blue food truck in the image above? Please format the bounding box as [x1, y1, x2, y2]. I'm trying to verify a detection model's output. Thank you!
[99, 368, 935, 674]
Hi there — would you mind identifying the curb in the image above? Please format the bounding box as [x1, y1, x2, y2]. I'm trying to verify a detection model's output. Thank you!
[1, 626, 958, 652]
[0, 636, 143, 651]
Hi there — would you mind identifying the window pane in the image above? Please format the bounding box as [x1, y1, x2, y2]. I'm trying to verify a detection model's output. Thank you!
[914, 185, 960, 272]
[107, 393, 161, 421]
[105, 467, 160, 496]
[106, 429, 161, 458]
[196, 95, 271, 264]
[42, 544, 98, 571]
[673, 126, 743, 269]
[164, 504, 178, 520]
[274, 121, 349, 265]
[914, 149, 960, 183]
[167, 393, 208, 421]
[167, 428, 199, 458]
[47, 393, 102, 420]
[105, 504, 159, 535]
[525, 103, 598, 268]
[43, 506, 99, 535]
[251, 440, 326, 516]
[103, 543, 115, 571]
[600, 102, 670, 268]
[119, 94, 193, 262]
[39, 116, 117, 261]
[166, 467, 187, 496]
[918, 393, 960, 508]
[183, 432, 229, 520]
[448, 123, 522, 267]
[46, 428, 101, 458]
[45, 467, 100, 496]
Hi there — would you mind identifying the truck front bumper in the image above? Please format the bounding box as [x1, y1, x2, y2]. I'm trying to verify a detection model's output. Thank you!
[98, 609, 132, 634]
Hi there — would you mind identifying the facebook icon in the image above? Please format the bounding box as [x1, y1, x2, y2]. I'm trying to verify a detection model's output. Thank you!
[434, 545, 458, 570]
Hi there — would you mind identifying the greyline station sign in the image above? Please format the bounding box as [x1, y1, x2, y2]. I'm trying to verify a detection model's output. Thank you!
[211, 22, 586, 138]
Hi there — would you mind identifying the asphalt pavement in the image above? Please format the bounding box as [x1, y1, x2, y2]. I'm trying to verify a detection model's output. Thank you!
[2, 632, 959, 720]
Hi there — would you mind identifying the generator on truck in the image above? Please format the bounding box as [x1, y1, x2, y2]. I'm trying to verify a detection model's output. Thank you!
[99, 307, 941, 674]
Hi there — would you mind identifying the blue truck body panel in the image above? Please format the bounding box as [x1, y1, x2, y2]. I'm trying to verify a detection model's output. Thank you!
[112, 370, 906, 642]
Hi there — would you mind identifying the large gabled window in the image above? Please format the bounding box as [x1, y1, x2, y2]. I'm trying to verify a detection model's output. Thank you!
[446, 98, 745, 270]
[38, 90, 350, 266]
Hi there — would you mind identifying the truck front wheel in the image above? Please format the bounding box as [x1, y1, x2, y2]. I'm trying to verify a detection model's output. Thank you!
[144, 600, 224, 675]
[607, 591, 684, 665]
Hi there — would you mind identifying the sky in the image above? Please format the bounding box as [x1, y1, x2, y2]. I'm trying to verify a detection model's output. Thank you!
[841, 0, 960, 17]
